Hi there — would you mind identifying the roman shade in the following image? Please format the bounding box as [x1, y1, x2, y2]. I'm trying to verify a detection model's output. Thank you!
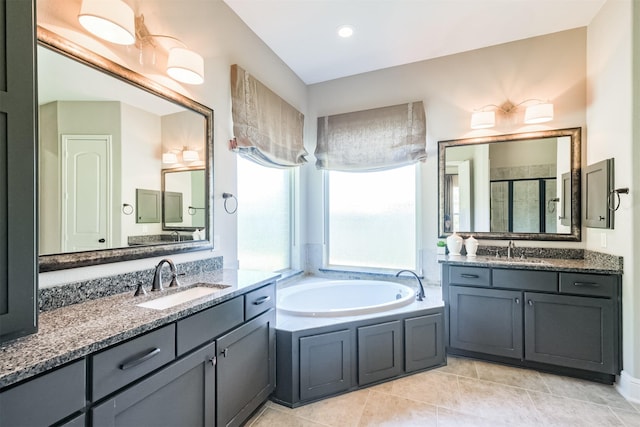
[230, 64, 308, 168]
[315, 101, 427, 171]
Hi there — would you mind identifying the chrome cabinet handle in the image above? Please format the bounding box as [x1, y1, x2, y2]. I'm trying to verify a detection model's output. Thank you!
[528, 300, 534, 306]
[221, 348, 229, 357]
[514, 297, 520, 304]
[460, 274, 479, 279]
[253, 295, 271, 305]
[119, 347, 161, 370]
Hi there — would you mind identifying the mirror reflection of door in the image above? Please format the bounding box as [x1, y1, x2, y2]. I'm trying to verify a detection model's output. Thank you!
[61, 135, 111, 252]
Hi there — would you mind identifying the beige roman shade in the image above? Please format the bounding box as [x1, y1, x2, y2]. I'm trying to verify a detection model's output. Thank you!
[230, 64, 308, 167]
[315, 101, 427, 171]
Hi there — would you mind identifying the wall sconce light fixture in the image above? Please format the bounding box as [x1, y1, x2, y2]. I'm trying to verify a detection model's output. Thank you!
[77, 1, 204, 84]
[470, 99, 554, 129]
[78, 0, 136, 45]
[182, 147, 199, 162]
[162, 152, 178, 164]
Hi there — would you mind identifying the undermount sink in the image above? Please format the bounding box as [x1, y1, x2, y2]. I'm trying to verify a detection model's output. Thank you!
[137, 284, 230, 310]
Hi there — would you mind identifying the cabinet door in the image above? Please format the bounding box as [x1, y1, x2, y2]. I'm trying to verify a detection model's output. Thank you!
[524, 292, 616, 374]
[92, 342, 215, 427]
[357, 321, 402, 386]
[0, 0, 38, 344]
[216, 309, 276, 427]
[449, 286, 523, 359]
[405, 312, 445, 372]
[299, 329, 351, 402]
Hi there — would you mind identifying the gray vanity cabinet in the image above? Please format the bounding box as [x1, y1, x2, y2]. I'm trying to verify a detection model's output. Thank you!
[449, 286, 523, 359]
[443, 263, 621, 381]
[216, 309, 276, 427]
[0, 0, 38, 344]
[92, 341, 216, 427]
[357, 321, 402, 385]
[524, 292, 615, 373]
[0, 359, 85, 427]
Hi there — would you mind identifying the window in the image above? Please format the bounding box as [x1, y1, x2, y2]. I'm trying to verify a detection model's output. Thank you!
[326, 165, 416, 270]
[237, 157, 292, 271]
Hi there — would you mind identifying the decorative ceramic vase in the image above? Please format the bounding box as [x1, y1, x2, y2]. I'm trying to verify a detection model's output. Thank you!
[446, 232, 463, 255]
[465, 236, 479, 257]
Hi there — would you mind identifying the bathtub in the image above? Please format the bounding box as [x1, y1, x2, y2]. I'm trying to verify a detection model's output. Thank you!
[277, 279, 416, 317]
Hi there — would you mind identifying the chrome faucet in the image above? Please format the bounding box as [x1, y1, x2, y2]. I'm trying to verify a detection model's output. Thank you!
[151, 259, 180, 291]
[171, 231, 180, 242]
[507, 240, 516, 259]
[395, 270, 425, 301]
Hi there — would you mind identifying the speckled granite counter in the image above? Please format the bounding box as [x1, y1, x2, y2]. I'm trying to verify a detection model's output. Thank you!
[0, 269, 279, 389]
[438, 249, 623, 274]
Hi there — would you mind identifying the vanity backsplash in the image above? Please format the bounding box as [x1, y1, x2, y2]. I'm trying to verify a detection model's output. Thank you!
[39, 256, 223, 312]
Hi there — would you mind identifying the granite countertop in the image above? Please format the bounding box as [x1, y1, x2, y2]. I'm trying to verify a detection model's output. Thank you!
[0, 269, 279, 389]
[438, 253, 623, 274]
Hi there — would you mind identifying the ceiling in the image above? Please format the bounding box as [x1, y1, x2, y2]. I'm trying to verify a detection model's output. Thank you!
[222, 0, 606, 84]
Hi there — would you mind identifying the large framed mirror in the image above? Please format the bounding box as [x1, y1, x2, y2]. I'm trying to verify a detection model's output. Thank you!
[438, 127, 581, 241]
[37, 27, 214, 271]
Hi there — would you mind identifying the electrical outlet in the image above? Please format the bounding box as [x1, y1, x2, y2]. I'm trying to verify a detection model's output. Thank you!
[600, 232, 607, 248]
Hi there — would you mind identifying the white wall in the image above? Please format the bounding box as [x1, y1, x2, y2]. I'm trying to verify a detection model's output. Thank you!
[37, 0, 308, 286]
[586, 0, 638, 398]
[306, 28, 587, 282]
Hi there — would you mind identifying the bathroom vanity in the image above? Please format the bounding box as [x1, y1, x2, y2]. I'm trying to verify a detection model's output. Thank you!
[0, 270, 277, 427]
[440, 254, 622, 383]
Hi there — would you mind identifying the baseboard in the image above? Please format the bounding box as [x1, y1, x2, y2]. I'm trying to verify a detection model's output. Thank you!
[616, 370, 640, 403]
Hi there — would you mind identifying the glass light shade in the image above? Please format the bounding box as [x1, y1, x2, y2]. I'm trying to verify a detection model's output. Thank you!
[167, 48, 205, 85]
[78, 0, 136, 45]
[524, 103, 554, 124]
[470, 111, 495, 129]
[162, 152, 178, 164]
[182, 150, 199, 162]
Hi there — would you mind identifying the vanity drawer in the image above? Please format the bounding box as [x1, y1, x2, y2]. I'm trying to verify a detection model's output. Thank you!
[560, 273, 617, 298]
[245, 283, 276, 319]
[448, 266, 491, 287]
[91, 324, 176, 401]
[493, 269, 558, 292]
[177, 296, 244, 356]
[0, 359, 86, 427]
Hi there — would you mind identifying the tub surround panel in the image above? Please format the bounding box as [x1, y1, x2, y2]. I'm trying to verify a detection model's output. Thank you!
[0, 268, 278, 388]
[39, 256, 223, 311]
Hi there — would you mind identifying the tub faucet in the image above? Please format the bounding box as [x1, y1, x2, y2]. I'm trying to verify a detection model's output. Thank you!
[507, 240, 516, 259]
[395, 270, 425, 301]
[151, 259, 180, 291]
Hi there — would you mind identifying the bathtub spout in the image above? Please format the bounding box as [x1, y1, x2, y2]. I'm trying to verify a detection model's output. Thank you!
[395, 270, 425, 301]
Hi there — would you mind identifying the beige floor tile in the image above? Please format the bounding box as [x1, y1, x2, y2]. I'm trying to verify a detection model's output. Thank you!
[540, 372, 635, 411]
[450, 377, 547, 426]
[434, 356, 478, 379]
[528, 390, 623, 426]
[436, 407, 511, 427]
[381, 370, 463, 408]
[287, 389, 370, 427]
[611, 408, 640, 426]
[357, 390, 437, 427]
[473, 359, 550, 392]
[250, 407, 328, 427]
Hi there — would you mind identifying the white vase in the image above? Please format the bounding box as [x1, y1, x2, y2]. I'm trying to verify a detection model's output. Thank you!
[465, 236, 479, 257]
[446, 232, 463, 255]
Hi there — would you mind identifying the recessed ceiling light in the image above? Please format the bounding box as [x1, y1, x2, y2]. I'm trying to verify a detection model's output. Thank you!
[337, 25, 354, 38]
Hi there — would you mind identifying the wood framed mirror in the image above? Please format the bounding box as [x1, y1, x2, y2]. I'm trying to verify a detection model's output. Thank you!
[438, 127, 581, 241]
[37, 27, 214, 271]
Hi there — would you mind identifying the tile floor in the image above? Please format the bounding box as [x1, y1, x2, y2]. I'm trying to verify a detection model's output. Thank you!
[247, 356, 640, 426]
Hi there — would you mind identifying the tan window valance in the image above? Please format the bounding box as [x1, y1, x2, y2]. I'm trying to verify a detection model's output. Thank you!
[230, 64, 308, 168]
[315, 101, 427, 171]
